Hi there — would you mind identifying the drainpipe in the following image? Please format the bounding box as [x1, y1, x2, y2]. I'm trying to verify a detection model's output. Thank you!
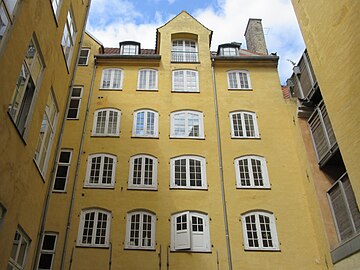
[31, 1, 92, 269]
[211, 58, 233, 270]
[60, 52, 97, 270]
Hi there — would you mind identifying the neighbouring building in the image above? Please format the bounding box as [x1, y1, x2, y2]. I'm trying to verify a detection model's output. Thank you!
[0, 0, 91, 269]
[289, 1, 360, 269]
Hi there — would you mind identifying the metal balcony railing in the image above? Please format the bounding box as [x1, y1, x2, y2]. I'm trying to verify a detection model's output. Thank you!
[308, 100, 338, 166]
[171, 51, 198, 62]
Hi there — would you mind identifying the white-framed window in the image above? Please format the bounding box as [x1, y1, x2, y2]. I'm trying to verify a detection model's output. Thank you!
[328, 173, 360, 242]
[137, 69, 158, 90]
[1, 0, 20, 45]
[170, 156, 207, 190]
[170, 110, 204, 139]
[8, 228, 30, 270]
[53, 149, 72, 192]
[120, 43, 139, 55]
[9, 37, 44, 136]
[37, 232, 57, 270]
[220, 47, 239, 56]
[132, 109, 158, 138]
[67, 86, 82, 119]
[77, 209, 111, 247]
[172, 70, 199, 92]
[235, 156, 270, 188]
[227, 70, 252, 90]
[85, 154, 116, 188]
[230, 111, 259, 138]
[171, 40, 198, 62]
[50, 0, 62, 18]
[92, 108, 120, 136]
[78, 48, 90, 65]
[34, 90, 59, 176]
[125, 210, 156, 250]
[171, 211, 210, 252]
[61, 8, 76, 67]
[128, 154, 157, 190]
[241, 211, 280, 251]
[100, 68, 123, 90]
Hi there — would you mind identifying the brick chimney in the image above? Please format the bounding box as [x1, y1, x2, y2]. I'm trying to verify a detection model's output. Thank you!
[244, 18, 268, 55]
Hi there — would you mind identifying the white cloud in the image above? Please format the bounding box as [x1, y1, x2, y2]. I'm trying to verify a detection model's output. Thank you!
[168, 0, 176, 4]
[86, 0, 305, 84]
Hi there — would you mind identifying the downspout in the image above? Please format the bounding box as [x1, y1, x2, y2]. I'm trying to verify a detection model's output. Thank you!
[31, 1, 92, 269]
[60, 49, 97, 270]
[211, 59, 233, 270]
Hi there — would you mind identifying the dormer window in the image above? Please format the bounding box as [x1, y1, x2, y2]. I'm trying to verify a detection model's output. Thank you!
[119, 41, 140, 55]
[217, 43, 241, 56]
[172, 40, 198, 62]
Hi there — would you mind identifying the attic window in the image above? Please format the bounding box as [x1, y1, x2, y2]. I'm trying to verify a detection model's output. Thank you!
[217, 43, 240, 56]
[119, 41, 140, 55]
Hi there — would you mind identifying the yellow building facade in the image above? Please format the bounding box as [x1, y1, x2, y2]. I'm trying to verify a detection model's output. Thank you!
[38, 11, 331, 269]
[290, 1, 360, 270]
[0, 0, 91, 269]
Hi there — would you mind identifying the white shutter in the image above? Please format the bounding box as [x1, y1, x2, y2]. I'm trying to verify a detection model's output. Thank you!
[173, 212, 190, 250]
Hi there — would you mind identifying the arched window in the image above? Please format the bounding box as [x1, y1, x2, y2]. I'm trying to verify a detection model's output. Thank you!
[125, 210, 156, 250]
[234, 156, 270, 188]
[170, 110, 204, 139]
[85, 154, 116, 188]
[132, 109, 159, 137]
[230, 111, 259, 138]
[92, 108, 120, 136]
[128, 155, 158, 190]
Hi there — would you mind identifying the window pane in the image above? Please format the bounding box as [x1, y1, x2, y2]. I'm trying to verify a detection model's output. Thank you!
[136, 111, 145, 135]
[0, 4, 9, 41]
[42, 235, 56, 251]
[144, 157, 153, 185]
[245, 215, 259, 247]
[238, 159, 250, 186]
[38, 253, 53, 269]
[130, 214, 140, 246]
[251, 159, 263, 186]
[142, 214, 152, 247]
[132, 157, 142, 185]
[173, 113, 186, 136]
[232, 113, 243, 137]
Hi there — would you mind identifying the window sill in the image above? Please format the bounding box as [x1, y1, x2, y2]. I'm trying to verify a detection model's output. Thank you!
[124, 247, 156, 251]
[91, 135, 120, 138]
[169, 136, 205, 140]
[99, 88, 122, 91]
[231, 136, 261, 140]
[127, 187, 158, 191]
[66, 118, 79, 120]
[76, 245, 109, 249]
[171, 90, 200, 93]
[228, 88, 253, 91]
[78, 64, 89, 67]
[236, 186, 271, 190]
[244, 248, 281, 252]
[171, 61, 200, 64]
[131, 136, 159, 139]
[170, 249, 212, 253]
[331, 233, 360, 264]
[52, 190, 67, 193]
[170, 187, 208, 191]
[136, 89, 158, 92]
[83, 185, 115, 189]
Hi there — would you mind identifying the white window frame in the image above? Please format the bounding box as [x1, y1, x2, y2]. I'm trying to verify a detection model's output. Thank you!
[171, 39, 198, 62]
[128, 154, 158, 190]
[34, 90, 59, 176]
[92, 108, 120, 136]
[8, 228, 30, 270]
[77, 209, 111, 247]
[227, 70, 252, 90]
[53, 149, 72, 192]
[61, 8, 76, 67]
[137, 69, 158, 90]
[67, 86, 82, 119]
[50, 0, 62, 19]
[78, 48, 90, 65]
[120, 44, 139, 55]
[0, 0, 20, 47]
[230, 111, 259, 138]
[37, 232, 58, 270]
[132, 109, 159, 138]
[170, 156, 207, 190]
[125, 210, 156, 250]
[85, 153, 116, 188]
[221, 46, 239, 56]
[170, 110, 204, 139]
[171, 211, 210, 252]
[172, 70, 199, 92]
[235, 156, 270, 189]
[241, 211, 280, 251]
[100, 68, 123, 90]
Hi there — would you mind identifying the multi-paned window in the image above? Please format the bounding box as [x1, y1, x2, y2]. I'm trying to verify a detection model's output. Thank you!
[235, 156, 270, 188]
[132, 109, 158, 137]
[67, 86, 82, 119]
[78, 48, 90, 65]
[170, 156, 207, 189]
[100, 68, 123, 90]
[170, 110, 204, 139]
[220, 47, 239, 56]
[34, 90, 59, 176]
[128, 155, 157, 190]
[50, 0, 62, 18]
[171, 211, 210, 252]
[120, 42, 140, 55]
[85, 154, 116, 188]
[0, 0, 19, 45]
[53, 149, 72, 192]
[172, 70, 199, 92]
[227, 70, 252, 90]
[328, 173, 360, 242]
[125, 211, 156, 250]
[230, 111, 259, 138]
[77, 209, 111, 247]
[137, 69, 158, 90]
[37, 233, 57, 270]
[61, 8, 76, 67]
[9, 37, 44, 136]
[241, 211, 279, 250]
[8, 228, 30, 270]
[171, 40, 198, 62]
[92, 108, 120, 136]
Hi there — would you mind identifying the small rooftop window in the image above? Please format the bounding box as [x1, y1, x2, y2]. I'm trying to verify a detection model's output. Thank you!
[217, 43, 241, 56]
[119, 41, 140, 55]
